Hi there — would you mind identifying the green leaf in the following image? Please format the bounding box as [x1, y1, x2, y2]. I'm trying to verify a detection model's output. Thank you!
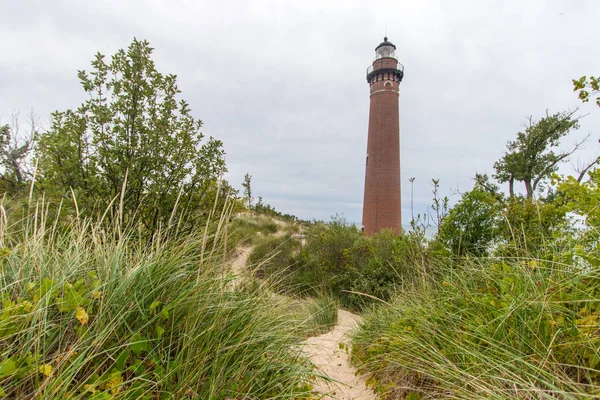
[406, 393, 422, 400]
[156, 325, 164, 339]
[0, 385, 6, 397]
[130, 333, 150, 356]
[127, 359, 145, 376]
[0, 358, 17, 379]
[56, 284, 84, 312]
[115, 349, 130, 371]
[149, 301, 161, 313]
[160, 308, 169, 319]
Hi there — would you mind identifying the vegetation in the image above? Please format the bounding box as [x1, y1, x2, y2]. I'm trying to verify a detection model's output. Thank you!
[251, 217, 431, 311]
[242, 173, 253, 213]
[301, 295, 338, 335]
[0, 206, 319, 399]
[493, 110, 582, 198]
[0, 38, 321, 399]
[35, 39, 228, 236]
[352, 253, 600, 399]
[573, 75, 600, 107]
[254, 196, 300, 223]
[225, 214, 279, 253]
[0, 112, 37, 194]
[3, 31, 600, 400]
[347, 99, 600, 397]
[248, 234, 299, 279]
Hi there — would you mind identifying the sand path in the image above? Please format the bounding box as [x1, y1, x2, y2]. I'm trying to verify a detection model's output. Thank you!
[228, 229, 376, 399]
[304, 309, 377, 400]
[230, 245, 253, 277]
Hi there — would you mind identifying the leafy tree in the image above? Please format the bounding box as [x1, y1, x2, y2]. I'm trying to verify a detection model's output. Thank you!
[438, 174, 503, 257]
[573, 75, 600, 107]
[36, 39, 226, 234]
[494, 110, 582, 198]
[559, 168, 600, 230]
[496, 196, 568, 257]
[242, 173, 253, 212]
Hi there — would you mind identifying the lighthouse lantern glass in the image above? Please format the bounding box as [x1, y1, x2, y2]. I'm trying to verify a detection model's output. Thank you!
[376, 45, 395, 59]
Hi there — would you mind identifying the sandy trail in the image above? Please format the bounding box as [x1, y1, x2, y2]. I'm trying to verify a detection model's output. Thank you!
[229, 231, 375, 399]
[230, 245, 253, 277]
[304, 310, 376, 400]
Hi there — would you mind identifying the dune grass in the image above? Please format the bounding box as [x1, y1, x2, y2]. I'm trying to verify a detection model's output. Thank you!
[351, 254, 600, 399]
[225, 215, 280, 254]
[0, 204, 319, 399]
[302, 295, 338, 336]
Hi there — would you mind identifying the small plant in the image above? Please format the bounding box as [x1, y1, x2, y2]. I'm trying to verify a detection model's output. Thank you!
[304, 295, 338, 335]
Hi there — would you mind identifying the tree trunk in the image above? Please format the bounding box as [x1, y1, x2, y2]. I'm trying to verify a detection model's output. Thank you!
[508, 177, 514, 198]
[524, 179, 533, 198]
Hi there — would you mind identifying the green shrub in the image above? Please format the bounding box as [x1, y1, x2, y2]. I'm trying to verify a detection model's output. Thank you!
[257, 217, 434, 310]
[0, 209, 316, 399]
[352, 256, 600, 399]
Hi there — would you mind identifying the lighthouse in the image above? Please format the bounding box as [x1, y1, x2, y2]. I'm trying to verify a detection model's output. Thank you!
[362, 37, 404, 236]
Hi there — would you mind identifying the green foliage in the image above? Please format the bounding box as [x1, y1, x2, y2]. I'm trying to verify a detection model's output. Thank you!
[573, 75, 600, 107]
[35, 38, 227, 235]
[438, 176, 503, 257]
[559, 168, 600, 229]
[437, 173, 570, 259]
[557, 167, 600, 260]
[254, 217, 432, 310]
[496, 195, 569, 257]
[225, 215, 280, 253]
[494, 110, 581, 198]
[249, 235, 299, 280]
[352, 255, 600, 399]
[242, 173, 253, 211]
[303, 295, 338, 335]
[254, 196, 299, 223]
[0, 207, 318, 399]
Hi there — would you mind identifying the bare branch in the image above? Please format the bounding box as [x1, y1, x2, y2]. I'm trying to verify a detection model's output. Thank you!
[577, 145, 600, 182]
[532, 134, 589, 191]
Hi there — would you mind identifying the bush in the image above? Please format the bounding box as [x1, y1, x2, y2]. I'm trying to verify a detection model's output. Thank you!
[352, 256, 600, 399]
[253, 217, 434, 311]
[0, 208, 316, 399]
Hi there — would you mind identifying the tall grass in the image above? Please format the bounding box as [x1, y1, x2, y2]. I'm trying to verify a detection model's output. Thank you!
[352, 255, 600, 399]
[0, 203, 317, 399]
[225, 215, 280, 254]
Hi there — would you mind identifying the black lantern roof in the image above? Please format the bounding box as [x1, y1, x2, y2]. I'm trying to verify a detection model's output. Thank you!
[375, 37, 396, 51]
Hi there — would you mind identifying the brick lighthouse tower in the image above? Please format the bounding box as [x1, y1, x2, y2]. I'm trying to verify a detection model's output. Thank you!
[362, 37, 404, 236]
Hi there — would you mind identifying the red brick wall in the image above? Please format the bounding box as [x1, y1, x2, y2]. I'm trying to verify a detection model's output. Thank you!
[362, 67, 401, 236]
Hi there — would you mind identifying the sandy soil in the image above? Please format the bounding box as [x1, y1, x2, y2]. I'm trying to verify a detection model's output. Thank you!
[230, 245, 253, 277]
[304, 310, 377, 400]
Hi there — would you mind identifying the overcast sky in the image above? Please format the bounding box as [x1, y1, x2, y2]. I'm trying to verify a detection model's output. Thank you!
[1, 0, 599, 224]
